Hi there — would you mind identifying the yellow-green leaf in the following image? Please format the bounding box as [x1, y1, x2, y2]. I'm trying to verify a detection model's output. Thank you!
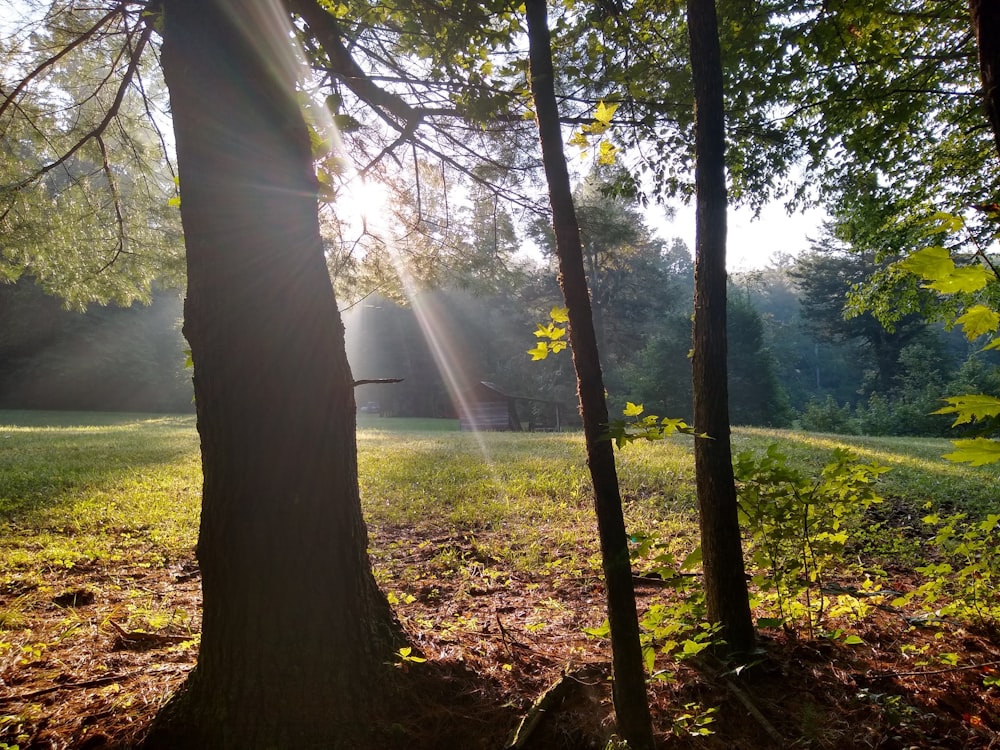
[598, 140, 619, 165]
[623, 402, 644, 417]
[594, 100, 619, 124]
[897, 246, 954, 280]
[932, 394, 1000, 425]
[943, 438, 1000, 466]
[527, 342, 549, 361]
[927, 265, 992, 294]
[955, 305, 1000, 340]
[549, 306, 569, 323]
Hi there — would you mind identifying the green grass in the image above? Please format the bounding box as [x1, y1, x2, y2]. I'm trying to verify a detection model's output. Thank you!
[735, 427, 999, 512]
[0, 410, 995, 576]
[0, 412, 201, 570]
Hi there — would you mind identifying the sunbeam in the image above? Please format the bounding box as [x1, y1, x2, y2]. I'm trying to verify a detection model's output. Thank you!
[230, 0, 497, 460]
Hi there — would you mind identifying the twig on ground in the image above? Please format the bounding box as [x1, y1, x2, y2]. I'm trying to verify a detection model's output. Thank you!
[724, 677, 786, 746]
[504, 668, 576, 749]
[0, 666, 187, 704]
[870, 659, 1000, 679]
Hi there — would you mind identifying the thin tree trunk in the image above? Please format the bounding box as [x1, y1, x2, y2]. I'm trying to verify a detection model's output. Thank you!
[687, 0, 756, 654]
[971, 0, 1000, 158]
[524, 2, 654, 748]
[144, 1, 401, 746]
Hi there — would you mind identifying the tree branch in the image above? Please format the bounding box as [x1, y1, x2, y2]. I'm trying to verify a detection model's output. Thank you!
[5, 21, 154, 193]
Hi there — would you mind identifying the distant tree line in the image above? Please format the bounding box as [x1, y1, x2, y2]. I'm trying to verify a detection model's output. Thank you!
[0, 278, 192, 413]
[6, 181, 999, 433]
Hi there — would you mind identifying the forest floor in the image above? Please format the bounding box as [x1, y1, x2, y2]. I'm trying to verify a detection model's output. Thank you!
[1, 525, 999, 749]
[1, 416, 999, 748]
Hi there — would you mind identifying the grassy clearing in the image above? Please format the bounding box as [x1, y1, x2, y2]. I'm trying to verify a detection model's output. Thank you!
[1, 412, 999, 747]
[0, 413, 200, 571]
[2, 411, 994, 589]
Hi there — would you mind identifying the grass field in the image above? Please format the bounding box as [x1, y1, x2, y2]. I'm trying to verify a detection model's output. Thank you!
[1, 411, 998, 748]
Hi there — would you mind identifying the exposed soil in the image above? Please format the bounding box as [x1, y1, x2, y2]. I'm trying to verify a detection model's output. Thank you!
[1, 524, 999, 749]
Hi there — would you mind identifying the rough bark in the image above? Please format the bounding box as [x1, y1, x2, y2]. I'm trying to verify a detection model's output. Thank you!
[686, 0, 756, 655]
[971, 0, 1000, 158]
[524, 2, 654, 748]
[144, 1, 401, 746]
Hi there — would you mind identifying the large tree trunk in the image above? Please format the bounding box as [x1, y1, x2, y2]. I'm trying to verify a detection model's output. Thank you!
[145, 1, 401, 746]
[687, 0, 755, 654]
[524, 2, 654, 748]
[970, 0, 1000, 158]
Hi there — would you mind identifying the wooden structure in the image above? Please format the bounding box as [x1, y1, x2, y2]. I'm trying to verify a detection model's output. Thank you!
[457, 381, 563, 432]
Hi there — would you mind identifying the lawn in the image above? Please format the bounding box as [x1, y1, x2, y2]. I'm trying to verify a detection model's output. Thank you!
[0, 412, 998, 748]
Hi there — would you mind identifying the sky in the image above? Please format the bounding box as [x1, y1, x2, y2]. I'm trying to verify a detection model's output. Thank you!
[660, 201, 826, 271]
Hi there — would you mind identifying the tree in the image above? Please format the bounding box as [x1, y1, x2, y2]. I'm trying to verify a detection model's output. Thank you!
[0, 279, 191, 412]
[141, 1, 404, 745]
[792, 228, 930, 397]
[6, 2, 414, 743]
[524, 1, 654, 746]
[687, 0, 755, 654]
[727, 294, 792, 427]
[0, 4, 184, 306]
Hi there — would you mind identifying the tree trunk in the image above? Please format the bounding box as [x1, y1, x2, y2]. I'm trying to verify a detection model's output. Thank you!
[970, 0, 1000, 158]
[524, 2, 655, 748]
[686, 0, 756, 654]
[144, 1, 401, 746]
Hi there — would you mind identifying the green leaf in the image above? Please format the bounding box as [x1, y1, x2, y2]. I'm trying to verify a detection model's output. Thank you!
[642, 644, 656, 673]
[932, 394, 1000, 425]
[584, 619, 611, 639]
[842, 634, 865, 645]
[681, 638, 710, 656]
[927, 265, 993, 294]
[896, 247, 992, 295]
[943, 438, 1000, 466]
[955, 305, 1000, 340]
[897, 246, 954, 280]
[923, 211, 966, 234]
[680, 546, 702, 571]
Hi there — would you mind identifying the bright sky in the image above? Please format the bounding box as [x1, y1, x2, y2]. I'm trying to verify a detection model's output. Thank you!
[659, 201, 826, 271]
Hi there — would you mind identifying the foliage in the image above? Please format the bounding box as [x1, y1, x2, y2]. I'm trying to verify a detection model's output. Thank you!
[734, 445, 888, 632]
[894, 511, 1000, 629]
[889, 211, 1000, 463]
[727, 294, 793, 426]
[606, 403, 699, 449]
[627, 533, 721, 667]
[0, 279, 192, 412]
[526, 306, 569, 361]
[797, 396, 855, 435]
[0, 3, 184, 306]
